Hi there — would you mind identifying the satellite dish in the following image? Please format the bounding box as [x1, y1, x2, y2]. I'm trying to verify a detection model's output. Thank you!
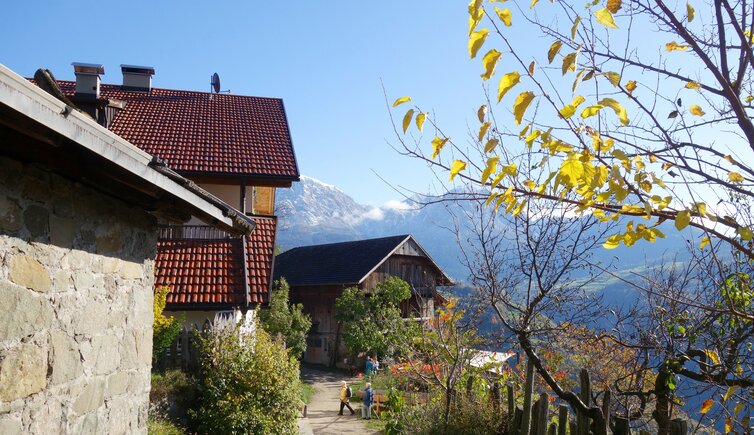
[211, 73, 221, 93]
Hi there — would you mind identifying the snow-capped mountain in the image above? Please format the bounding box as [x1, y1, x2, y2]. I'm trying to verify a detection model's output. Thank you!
[275, 175, 694, 285]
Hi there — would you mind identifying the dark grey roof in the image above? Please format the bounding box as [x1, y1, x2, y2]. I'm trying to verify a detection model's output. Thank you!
[273, 235, 425, 287]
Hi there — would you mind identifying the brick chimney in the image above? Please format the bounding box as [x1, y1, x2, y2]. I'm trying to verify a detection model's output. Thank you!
[121, 65, 155, 92]
[72, 62, 104, 99]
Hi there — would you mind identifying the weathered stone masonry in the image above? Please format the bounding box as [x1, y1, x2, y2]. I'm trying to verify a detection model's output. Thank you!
[0, 155, 156, 434]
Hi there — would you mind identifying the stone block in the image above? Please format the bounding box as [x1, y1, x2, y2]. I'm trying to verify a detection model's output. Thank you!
[49, 329, 83, 385]
[49, 214, 76, 247]
[72, 378, 105, 415]
[52, 270, 72, 293]
[26, 395, 64, 434]
[119, 331, 139, 370]
[0, 415, 22, 435]
[0, 343, 48, 402]
[95, 224, 123, 254]
[61, 250, 90, 271]
[0, 281, 54, 342]
[72, 270, 95, 292]
[75, 301, 108, 335]
[118, 261, 143, 280]
[8, 254, 51, 292]
[106, 371, 129, 397]
[23, 204, 49, 239]
[0, 196, 22, 232]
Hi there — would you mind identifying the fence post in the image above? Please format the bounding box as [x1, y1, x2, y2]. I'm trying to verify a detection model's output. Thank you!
[576, 369, 591, 435]
[601, 390, 611, 435]
[520, 358, 535, 435]
[558, 405, 569, 435]
[614, 416, 631, 435]
[534, 393, 549, 435]
[180, 326, 189, 370]
[492, 381, 502, 414]
[670, 418, 688, 435]
[507, 384, 517, 435]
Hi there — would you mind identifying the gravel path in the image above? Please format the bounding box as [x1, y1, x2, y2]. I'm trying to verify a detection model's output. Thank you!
[298, 366, 381, 435]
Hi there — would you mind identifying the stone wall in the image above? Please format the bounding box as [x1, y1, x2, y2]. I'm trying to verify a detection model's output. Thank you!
[0, 155, 157, 434]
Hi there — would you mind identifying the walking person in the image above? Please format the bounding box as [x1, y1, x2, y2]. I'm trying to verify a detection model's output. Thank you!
[361, 382, 374, 419]
[338, 381, 355, 415]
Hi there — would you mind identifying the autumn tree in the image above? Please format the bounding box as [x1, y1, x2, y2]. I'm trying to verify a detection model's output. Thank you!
[389, 0, 754, 431]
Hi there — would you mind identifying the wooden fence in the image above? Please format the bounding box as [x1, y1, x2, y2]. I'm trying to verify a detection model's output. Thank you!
[485, 366, 689, 435]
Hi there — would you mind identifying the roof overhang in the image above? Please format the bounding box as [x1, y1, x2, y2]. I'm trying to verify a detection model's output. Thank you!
[0, 63, 253, 235]
[356, 235, 454, 286]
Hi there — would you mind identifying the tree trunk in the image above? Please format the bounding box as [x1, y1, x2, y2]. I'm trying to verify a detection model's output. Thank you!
[653, 370, 672, 435]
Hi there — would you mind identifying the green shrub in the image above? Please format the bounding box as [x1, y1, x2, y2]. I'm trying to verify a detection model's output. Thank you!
[192, 322, 300, 434]
[147, 417, 184, 435]
[149, 369, 198, 430]
[385, 390, 508, 435]
[153, 285, 184, 363]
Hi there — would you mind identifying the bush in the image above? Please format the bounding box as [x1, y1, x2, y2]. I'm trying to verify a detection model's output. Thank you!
[149, 369, 198, 430]
[191, 322, 300, 434]
[153, 285, 184, 363]
[385, 391, 508, 435]
[258, 278, 311, 358]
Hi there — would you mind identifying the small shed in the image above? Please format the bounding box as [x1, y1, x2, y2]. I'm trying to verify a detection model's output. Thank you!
[273, 234, 452, 366]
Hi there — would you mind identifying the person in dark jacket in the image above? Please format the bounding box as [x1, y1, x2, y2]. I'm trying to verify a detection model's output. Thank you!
[361, 382, 374, 419]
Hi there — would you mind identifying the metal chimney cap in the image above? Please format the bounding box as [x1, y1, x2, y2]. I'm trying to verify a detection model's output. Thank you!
[72, 62, 105, 75]
[120, 64, 155, 75]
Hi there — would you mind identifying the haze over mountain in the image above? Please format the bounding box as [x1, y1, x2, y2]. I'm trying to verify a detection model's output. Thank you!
[275, 176, 695, 287]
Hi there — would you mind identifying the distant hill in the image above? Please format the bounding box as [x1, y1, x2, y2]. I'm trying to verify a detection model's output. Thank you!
[276, 175, 695, 289]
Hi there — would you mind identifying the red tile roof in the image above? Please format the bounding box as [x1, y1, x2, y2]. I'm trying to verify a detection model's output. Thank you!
[54, 80, 299, 179]
[156, 216, 278, 309]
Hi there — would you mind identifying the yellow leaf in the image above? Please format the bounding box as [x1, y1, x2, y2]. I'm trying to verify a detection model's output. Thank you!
[481, 156, 500, 184]
[431, 136, 449, 159]
[402, 109, 415, 133]
[581, 104, 604, 118]
[705, 349, 721, 365]
[626, 80, 637, 95]
[598, 97, 630, 125]
[468, 0, 484, 35]
[393, 96, 411, 107]
[685, 81, 701, 89]
[725, 418, 732, 433]
[676, 210, 691, 230]
[739, 226, 754, 241]
[497, 71, 521, 102]
[604, 72, 621, 87]
[687, 3, 695, 22]
[562, 52, 578, 75]
[735, 402, 744, 417]
[724, 386, 738, 402]
[481, 49, 502, 80]
[477, 105, 487, 123]
[607, 0, 622, 13]
[699, 236, 710, 249]
[700, 399, 714, 414]
[528, 61, 535, 76]
[560, 154, 585, 186]
[595, 8, 618, 29]
[548, 41, 563, 64]
[603, 234, 621, 249]
[479, 122, 491, 141]
[560, 95, 586, 119]
[469, 29, 489, 59]
[522, 179, 536, 190]
[728, 172, 745, 183]
[484, 139, 500, 153]
[449, 160, 467, 181]
[690, 104, 705, 116]
[666, 41, 690, 51]
[571, 16, 581, 40]
[530, 0, 539, 8]
[416, 112, 426, 132]
[495, 7, 512, 26]
[513, 91, 535, 125]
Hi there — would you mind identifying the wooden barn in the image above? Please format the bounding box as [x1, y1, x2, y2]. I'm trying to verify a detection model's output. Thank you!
[273, 234, 452, 366]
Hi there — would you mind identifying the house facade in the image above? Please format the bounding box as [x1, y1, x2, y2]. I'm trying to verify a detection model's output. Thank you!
[0, 64, 253, 434]
[273, 235, 452, 367]
[49, 64, 300, 328]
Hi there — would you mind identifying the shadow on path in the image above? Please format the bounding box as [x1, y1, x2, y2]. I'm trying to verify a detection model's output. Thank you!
[299, 366, 380, 435]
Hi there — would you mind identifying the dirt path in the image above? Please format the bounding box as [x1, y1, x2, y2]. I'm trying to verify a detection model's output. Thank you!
[298, 366, 380, 435]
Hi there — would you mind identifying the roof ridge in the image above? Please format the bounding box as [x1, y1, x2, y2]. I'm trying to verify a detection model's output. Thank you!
[283, 234, 411, 252]
[52, 79, 284, 101]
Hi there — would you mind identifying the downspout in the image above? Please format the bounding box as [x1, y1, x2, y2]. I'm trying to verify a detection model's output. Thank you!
[241, 235, 251, 311]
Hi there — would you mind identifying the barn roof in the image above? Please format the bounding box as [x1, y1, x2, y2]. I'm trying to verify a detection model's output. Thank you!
[273, 235, 452, 287]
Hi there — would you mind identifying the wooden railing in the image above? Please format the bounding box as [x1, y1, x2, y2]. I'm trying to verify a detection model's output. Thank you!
[158, 225, 233, 240]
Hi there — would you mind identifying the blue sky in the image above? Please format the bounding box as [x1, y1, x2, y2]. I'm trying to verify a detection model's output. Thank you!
[2, 1, 484, 206]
